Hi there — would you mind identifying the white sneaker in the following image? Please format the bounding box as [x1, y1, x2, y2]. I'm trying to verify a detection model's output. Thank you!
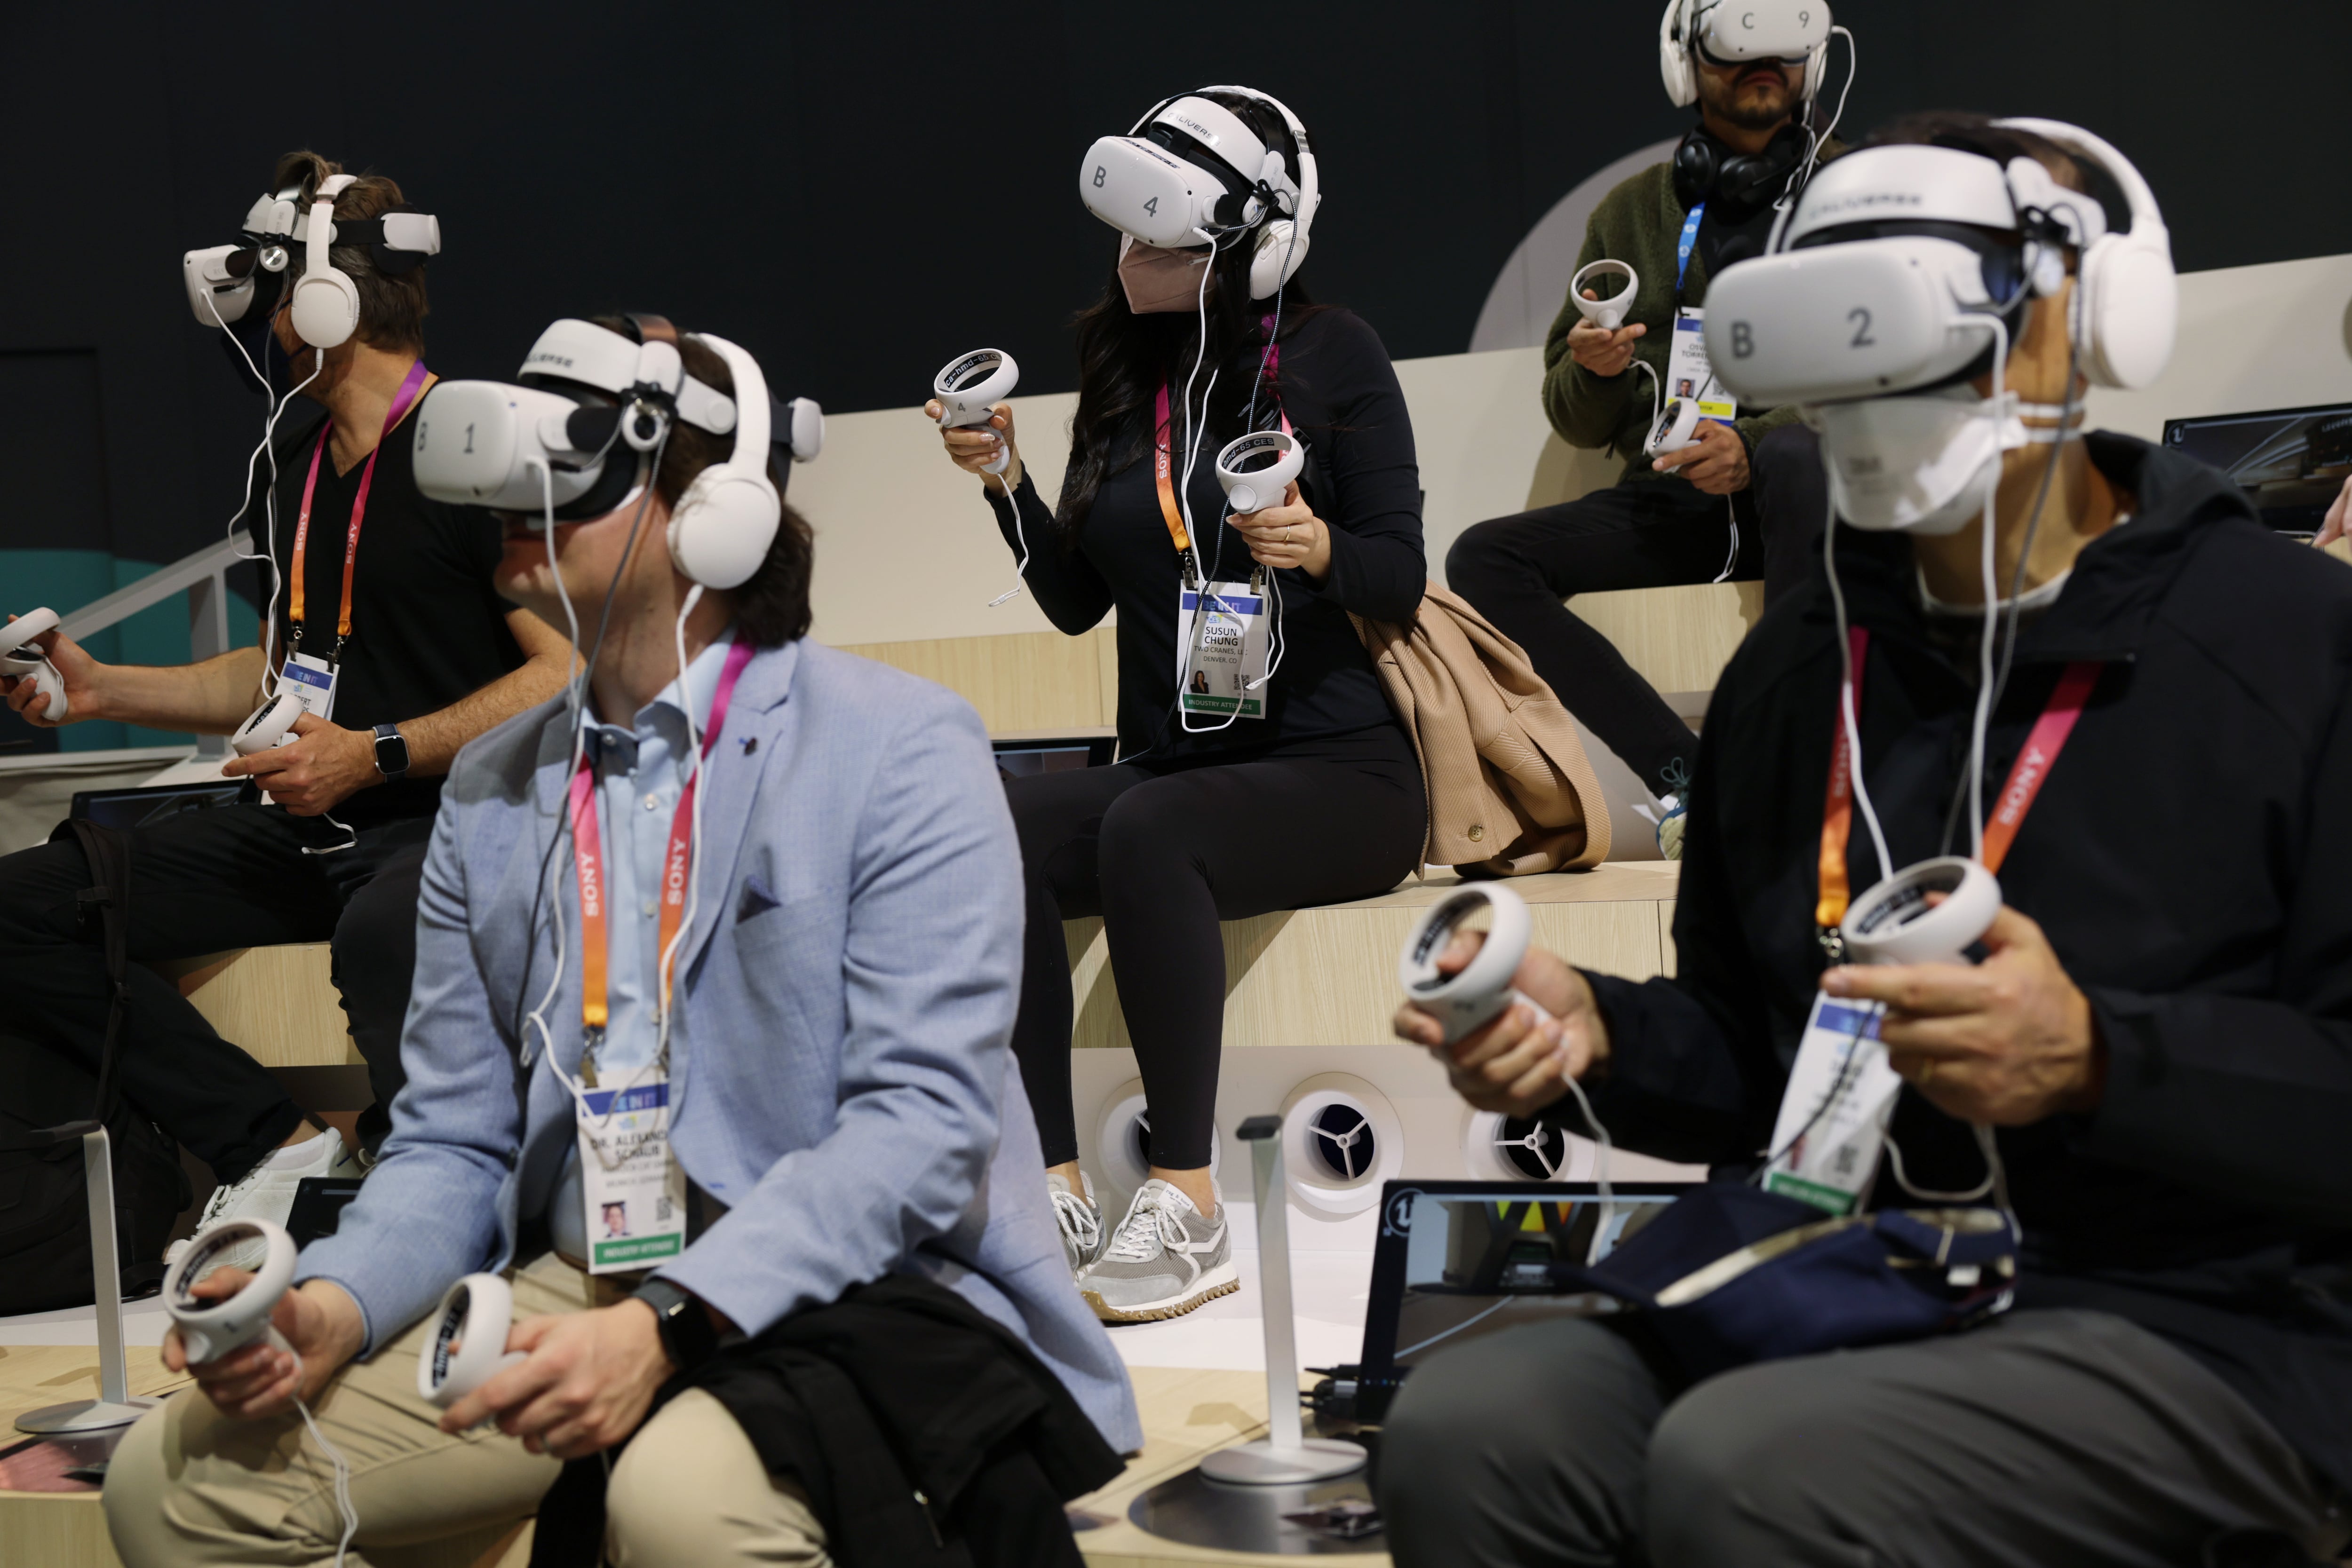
[1047, 1170, 1105, 1277]
[166, 1127, 364, 1271]
[1081, 1178, 1237, 1323]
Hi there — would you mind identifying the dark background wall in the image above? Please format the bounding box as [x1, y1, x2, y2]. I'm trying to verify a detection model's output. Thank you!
[4, 0, 2344, 749]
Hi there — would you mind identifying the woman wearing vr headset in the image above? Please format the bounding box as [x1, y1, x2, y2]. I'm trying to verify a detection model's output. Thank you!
[107, 316, 1136, 1568]
[928, 86, 1428, 1321]
[1378, 114, 2352, 1567]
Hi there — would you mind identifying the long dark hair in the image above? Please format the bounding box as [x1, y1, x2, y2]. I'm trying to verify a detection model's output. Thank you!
[1056, 90, 1327, 542]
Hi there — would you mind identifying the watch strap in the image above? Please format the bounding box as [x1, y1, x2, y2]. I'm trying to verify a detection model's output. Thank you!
[633, 1277, 721, 1373]
[371, 721, 409, 780]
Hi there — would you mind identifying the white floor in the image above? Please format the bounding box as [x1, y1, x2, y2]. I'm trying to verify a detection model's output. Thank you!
[0, 1248, 1381, 1373]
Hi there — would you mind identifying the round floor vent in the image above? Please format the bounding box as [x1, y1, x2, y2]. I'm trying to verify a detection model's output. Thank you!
[1278, 1074, 1403, 1217]
[1463, 1109, 1594, 1182]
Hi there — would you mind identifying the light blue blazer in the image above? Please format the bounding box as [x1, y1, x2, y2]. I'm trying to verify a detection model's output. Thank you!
[296, 640, 1140, 1450]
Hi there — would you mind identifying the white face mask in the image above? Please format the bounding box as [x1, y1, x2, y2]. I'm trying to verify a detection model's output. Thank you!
[1810, 386, 2080, 536]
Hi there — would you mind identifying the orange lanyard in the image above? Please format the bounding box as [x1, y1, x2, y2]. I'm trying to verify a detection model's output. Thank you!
[290, 361, 430, 655]
[1816, 629, 2101, 932]
[568, 638, 756, 1038]
[1152, 383, 1192, 559]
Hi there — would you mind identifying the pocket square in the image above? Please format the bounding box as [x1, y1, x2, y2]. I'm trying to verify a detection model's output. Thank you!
[736, 873, 782, 923]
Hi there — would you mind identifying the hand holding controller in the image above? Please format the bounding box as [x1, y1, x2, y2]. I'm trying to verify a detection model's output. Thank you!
[1, 607, 69, 722]
[1398, 883, 1550, 1045]
[1838, 857, 2002, 966]
[232, 691, 307, 757]
[1214, 429, 1307, 517]
[417, 1273, 528, 1410]
[164, 1219, 301, 1369]
[1644, 396, 1704, 458]
[933, 349, 1019, 476]
[1570, 260, 1640, 332]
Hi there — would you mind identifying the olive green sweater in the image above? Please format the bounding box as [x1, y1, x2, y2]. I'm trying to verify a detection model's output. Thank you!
[1542, 160, 1815, 487]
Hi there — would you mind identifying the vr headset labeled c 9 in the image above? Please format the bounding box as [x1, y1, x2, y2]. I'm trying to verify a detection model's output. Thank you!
[1659, 0, 1834, 108]
[411, 317, 824, 523]
[1700, 120, 2177, 408]
[183, 181, 442, 331]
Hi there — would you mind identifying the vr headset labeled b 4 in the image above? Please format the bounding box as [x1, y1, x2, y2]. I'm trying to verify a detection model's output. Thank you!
[413, 316, 824, 521]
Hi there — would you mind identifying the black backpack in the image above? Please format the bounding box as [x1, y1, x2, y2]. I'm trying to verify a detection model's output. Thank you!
[0, 819, 191, 1314]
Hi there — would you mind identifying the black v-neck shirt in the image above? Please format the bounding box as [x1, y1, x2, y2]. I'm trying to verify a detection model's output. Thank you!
[988, 308, 1424, 762]
[254, 392, 525, 822]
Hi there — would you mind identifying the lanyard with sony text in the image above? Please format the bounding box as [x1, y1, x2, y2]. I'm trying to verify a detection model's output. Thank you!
[567, 637, 756, 1050]
[1815, 628, 2101, 944]
[289, 360, 431, 661]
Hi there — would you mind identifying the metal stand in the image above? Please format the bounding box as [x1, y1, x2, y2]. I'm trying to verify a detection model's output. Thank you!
[16, 1128, 161, 1433]
[1200, 1116, 1365, 1486]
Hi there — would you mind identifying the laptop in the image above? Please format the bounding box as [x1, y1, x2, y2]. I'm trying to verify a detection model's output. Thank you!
[991, 734, 1116, 781]
[70, 780, 258, 831]
[2160, 402, 2352, 537]
[1328, 1177, 1698, 1424]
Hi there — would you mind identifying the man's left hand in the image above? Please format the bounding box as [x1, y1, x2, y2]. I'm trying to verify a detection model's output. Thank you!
[1822, 904, 2105, 1126]
[219, 713, 380, 816]
[437, 1301, 673, 1461]
[1651, 420, 1750, 495]
[1229, 482, 1333, 580]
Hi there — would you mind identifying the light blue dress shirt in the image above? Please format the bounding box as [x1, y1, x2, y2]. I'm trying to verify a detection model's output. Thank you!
[548, 630, 735, 1262]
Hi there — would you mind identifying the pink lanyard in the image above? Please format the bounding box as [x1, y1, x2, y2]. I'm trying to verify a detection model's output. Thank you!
[568, 638, 757, 1035]
[290, 360, 431, 657]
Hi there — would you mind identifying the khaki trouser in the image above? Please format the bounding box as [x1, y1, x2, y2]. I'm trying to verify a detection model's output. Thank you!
[104, 1251, 829, 1567]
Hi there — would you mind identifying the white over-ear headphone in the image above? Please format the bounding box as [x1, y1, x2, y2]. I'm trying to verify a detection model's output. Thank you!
[1659, 0, 1831, 110]
[1198, 84, 1321, 300]
[667, 333, 781, 590]
[1992, 118, 2178, 390]
[288, 174, 361, 351]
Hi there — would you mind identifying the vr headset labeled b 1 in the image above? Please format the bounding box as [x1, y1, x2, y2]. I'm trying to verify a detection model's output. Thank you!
[413, 316, 823, 590]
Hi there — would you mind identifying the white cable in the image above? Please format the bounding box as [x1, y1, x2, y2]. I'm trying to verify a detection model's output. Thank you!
[205, 287, 321, 700]
[1556, 1069, 1616, 1265]
[286, 1360, 357, 1568]
[656, 583, 708, 1064]
[1712, 498, 1740, 585]
[1964, 318, 2011, 862]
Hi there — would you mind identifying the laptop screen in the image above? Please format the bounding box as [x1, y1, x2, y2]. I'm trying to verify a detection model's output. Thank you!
[992, 735, 1116, 780]
[70, 780, 256, 831]
[2160, 402, 2352, 537]
[1350, 1179, 1695, 1418]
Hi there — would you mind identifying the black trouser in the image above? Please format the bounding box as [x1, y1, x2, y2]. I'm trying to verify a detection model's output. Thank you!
[1377, 1309, 2349, 1568]
[1447, 423, 1828, 797]
[1005, 727, 1425, 1170]
[0, 802, 432, 1181]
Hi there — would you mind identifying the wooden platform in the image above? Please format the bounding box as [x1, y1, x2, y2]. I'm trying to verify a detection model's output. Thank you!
[1066, 863, 1678, 1054]
[151, 943, 358, 1069]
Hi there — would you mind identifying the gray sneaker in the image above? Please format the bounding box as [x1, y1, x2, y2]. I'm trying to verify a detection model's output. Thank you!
[1047, 1170, 1105, 1277]
[1081, 1179, 1237, 1323]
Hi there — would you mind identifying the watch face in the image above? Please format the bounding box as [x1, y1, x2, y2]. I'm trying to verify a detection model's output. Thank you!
[376, 727, 409, 775]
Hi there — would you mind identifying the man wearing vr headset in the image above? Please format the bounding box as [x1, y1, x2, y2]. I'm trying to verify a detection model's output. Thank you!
[0, 153, 573, 1251]
[106, 316, 1136, 1566]
[1379, 114, 2352, 1566]
[1447, 0, 1843, 856]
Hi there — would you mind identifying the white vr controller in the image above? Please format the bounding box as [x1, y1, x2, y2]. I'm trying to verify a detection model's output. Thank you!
[1398, 883, 1549, 1045]
[1215, 429, 1306, 515]
[1644, 396, 1704, 457]
[935, 349, 1018, 476]
[1, 607, 67, 722]
[164, 1218, 298, 1366]
[1571, 260, 1640, 332]
[417, 1273, 526, 1409]
[1839, 856, 2002, 967]
[232, 690, 306, 757]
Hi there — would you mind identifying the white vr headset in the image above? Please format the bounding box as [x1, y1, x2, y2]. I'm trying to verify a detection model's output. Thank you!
[1660, 0, 1832, 108]
[413, 316, 824, 590]
[1079, 86, 1320, 300]
[1702, 119, 2177, 407]
[183, 176, 443, 343]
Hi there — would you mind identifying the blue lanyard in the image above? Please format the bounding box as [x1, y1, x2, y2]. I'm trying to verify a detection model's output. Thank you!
[1676, 202, 1705, 296]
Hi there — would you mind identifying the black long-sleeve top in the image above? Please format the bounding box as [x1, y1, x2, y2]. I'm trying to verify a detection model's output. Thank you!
[1558, 434, 2352, 1492]
[986, 308, 1424, 761]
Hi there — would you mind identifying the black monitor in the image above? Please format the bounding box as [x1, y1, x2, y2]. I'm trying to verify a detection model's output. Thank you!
[991, 734, 1116, 781]
[1343, 1177, 1698, 1423]
[2160, 402, 2352, 537]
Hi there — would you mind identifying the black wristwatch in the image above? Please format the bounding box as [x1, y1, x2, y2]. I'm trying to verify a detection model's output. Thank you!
[372, 722, 410, 781]
[634, 1278, 721, 1373]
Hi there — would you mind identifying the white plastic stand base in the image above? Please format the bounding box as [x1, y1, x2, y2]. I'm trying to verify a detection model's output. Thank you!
[14, 1395, 159, 1434]
[1199, 1436, 1367, 1486]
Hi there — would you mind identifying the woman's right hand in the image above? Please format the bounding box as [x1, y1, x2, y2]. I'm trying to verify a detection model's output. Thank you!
[163, 1274, 367, 1419]
[2, 617, 103, 726]
[1564, 289, 1647, 378]
[924, 399, 1022, 494]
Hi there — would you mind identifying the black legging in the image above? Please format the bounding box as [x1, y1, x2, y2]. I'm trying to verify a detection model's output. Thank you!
[1006, 726, 1426, 1170]
[1446, 423, 1827, 797]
